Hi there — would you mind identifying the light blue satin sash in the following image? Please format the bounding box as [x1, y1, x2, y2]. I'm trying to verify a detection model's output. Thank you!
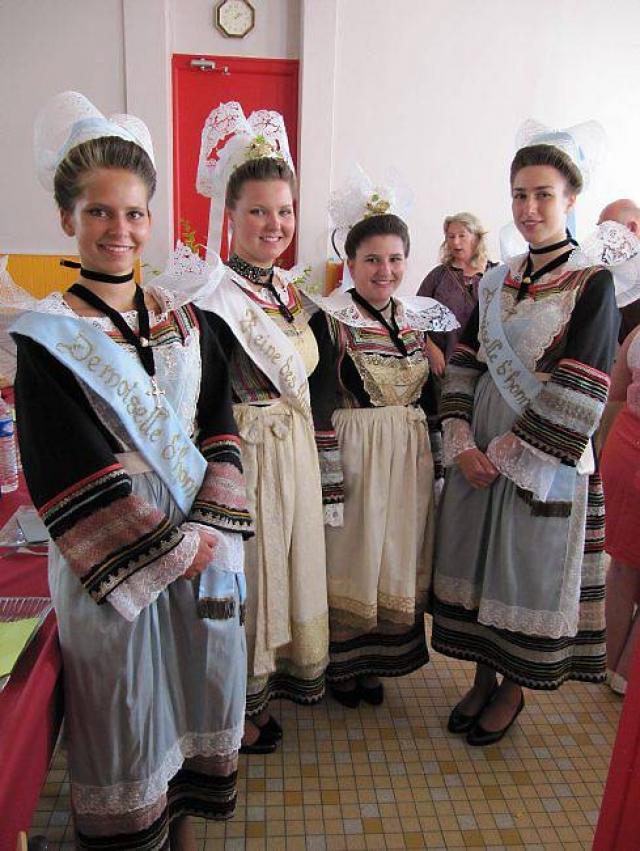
[11, 311, 207, 515]
[478, 264, 543, 415]
[478, 265, 576, 502]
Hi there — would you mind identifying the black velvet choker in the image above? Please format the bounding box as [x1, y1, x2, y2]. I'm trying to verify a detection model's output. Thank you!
[60, 259, 134, 284]
[227, 254, 294, 323]
[517, 249, 574, 301]
[226, 253, 274, 284]
[528, 231, 578, 255]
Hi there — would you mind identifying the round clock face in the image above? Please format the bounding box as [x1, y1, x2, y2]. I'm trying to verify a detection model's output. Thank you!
[218, 0, 254, 37]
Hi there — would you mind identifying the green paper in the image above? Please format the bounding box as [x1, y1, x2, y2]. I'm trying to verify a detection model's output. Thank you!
[0, 617, 40, 677]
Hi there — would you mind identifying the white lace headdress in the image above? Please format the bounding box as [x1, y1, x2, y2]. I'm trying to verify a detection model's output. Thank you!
[304, 166, 458, 332]
[500, 118, 607, 261]
[34, 91, 155, 193]
[328, 164, 413, 293]
[515, 119, 606, 191]
[196, 100, 294, 260]
[567, 220, 640, 307]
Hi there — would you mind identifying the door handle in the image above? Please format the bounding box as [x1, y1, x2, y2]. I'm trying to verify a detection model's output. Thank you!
[190, 58, 230, 75]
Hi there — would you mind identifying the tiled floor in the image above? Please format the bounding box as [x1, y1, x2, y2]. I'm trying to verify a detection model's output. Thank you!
[31, 633, 622, 850]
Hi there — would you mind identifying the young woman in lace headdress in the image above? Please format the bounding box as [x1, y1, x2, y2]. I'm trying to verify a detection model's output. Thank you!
[307, 183, 457, 707]
[188, 102, 329, 754]
[13, 92, 251, 849]
[432, 124, 619, 746]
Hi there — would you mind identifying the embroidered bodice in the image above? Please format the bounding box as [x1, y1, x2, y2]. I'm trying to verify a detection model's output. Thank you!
[44, 287, 202, 446]
[321, 302, 431, 409]
[343, 322, 429, 408]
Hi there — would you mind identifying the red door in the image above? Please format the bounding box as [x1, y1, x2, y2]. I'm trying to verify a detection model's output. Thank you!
[172, 54, 299, 267]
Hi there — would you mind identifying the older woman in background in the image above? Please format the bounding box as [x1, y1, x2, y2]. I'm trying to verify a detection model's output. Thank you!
[418, 213, 493, 372]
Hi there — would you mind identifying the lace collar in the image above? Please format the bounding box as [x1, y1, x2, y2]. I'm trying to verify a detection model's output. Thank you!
[31, 285, 174, 323]
[304, 288, 459, 333]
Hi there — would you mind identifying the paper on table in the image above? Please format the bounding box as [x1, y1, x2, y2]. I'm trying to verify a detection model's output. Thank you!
[0, 617, 40, 677]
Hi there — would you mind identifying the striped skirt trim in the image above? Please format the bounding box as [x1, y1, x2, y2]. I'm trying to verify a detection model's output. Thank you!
[76, 769, 237, 850]
[432, 597, 606, 690]
[326, 617, 428, 683]
[246, 670, 326, 717]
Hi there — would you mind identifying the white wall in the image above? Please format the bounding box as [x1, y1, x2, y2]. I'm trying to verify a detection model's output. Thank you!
[2, 0, 640, 291]
[0, 0, 126, 255]
[324, 0, 640, 294]
[173, 0, 300, 58]
[0, 0, 299, 270]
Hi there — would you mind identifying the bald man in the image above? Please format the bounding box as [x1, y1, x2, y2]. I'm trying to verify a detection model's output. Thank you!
[598, 198, 640, 341]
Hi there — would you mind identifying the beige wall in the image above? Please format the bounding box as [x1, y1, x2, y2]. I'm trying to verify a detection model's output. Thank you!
[2, 0, 640, 290]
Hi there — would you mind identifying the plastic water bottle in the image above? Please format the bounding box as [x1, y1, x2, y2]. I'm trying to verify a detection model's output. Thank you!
[0, 395, 18, 493]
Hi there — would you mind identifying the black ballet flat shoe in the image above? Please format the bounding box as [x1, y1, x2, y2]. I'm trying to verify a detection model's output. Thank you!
[466, 692, 525, 747]
[257, 715, 283, 741]
[358, 681, 384, 706]
[447, 682, 498, 734]
[239, 727, 279, 755]
[330, 684, 361, 708]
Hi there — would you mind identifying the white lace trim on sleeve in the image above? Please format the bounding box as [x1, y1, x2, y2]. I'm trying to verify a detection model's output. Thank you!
[486, 432, 560, 502]
[108, 527, 200, 621]
[442, 419, 477, 467]
[183, 523, 245, 574]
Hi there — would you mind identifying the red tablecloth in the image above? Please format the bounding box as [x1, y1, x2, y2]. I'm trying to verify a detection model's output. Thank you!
[0, 479, 63, 851]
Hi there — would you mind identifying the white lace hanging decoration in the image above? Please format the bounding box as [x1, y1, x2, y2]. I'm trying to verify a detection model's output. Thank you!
[567, 220, 640, 307]
[196, 100, 294, 261]
[34, 91, 155, 193]
[150, 240, 227, 307]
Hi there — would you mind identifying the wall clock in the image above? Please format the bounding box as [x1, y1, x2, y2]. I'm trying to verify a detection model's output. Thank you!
[215, 0, 255, 38]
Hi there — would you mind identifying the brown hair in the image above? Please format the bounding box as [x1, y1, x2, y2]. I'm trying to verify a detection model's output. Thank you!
[225, 157, 297, 209]
[440, 211, 490, 271]
[510, 144, 583, 194]
[344, 214, 410, 260]
[54, 136, 156, 212]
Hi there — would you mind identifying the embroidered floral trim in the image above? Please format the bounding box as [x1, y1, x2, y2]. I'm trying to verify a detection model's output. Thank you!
[442, 419, 476, 466]
[531, 380, 603, 435]
[72, 726, 243, 815]
[349, 348, 429, 408]
[107, 527, 200, 620]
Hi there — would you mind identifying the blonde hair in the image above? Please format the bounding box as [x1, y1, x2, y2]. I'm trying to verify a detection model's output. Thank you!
[440, 212, 489, 271]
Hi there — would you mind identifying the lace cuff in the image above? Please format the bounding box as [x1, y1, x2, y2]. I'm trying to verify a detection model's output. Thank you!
[108, 527, 200, 621]
[183, 523, 245, 574]
[324, 503, 344, 527]
[486, 432, 560, 502]
[442, 419, 477, 466]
